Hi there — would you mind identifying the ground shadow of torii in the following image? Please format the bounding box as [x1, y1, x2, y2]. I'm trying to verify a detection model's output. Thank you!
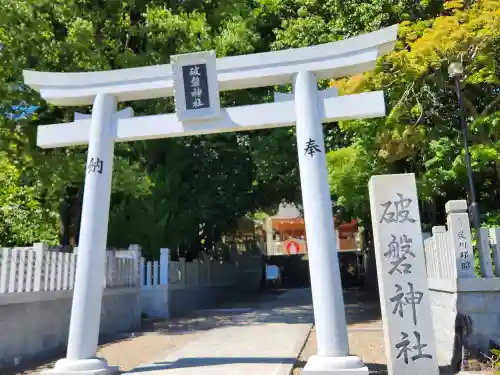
[124, 357, 296, 373]
[126, 359, 458, 375]
[144, 289, 382, 336]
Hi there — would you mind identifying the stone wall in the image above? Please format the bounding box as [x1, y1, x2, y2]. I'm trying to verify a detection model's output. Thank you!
[429, 285, 459, 367]
[457, 279, 500, 353]
[168, 285, 239, 317]
[168, 266, 263, 317]
[429, 278, 500, 368]
[423, 200, 500, 370]
[141, 263, 263, 318]
[0, 288, 140, 370]
[141, 252, 263, 319]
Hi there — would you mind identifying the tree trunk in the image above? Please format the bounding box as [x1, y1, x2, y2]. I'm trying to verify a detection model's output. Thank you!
[495, 159, 500, 189]
[59, 188, 72, 246]
[72, 186, 84, 246]
[362, 224, 379, 297]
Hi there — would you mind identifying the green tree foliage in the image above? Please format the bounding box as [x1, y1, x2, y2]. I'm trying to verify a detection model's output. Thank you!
[327, 0, 500, 229]
[1, 0, 499, 257]
[0, 0, 301, 257]
[0, 154, 59, 246]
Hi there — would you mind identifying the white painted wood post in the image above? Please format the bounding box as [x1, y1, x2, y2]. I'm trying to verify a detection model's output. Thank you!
[63, 253, 70, 290]
[26, 248, 34, 292]
[432, 226, 455, 280]
[123, 257, 128, 286]
[478, 227, 493, 277]
[146, 261, 152, 287]
[446, 200, 476, 278]
[129, 244, 141, 286]
[432, 227, 445, 279]
[369, 173, 438, 375]
[69, 252, 77, 290]
[120, 258, 125, 286]
[123, 258, 128, 286]
[490, 228, 500, 277]
[50, 251, 57, 291]
[153, 261, 159, 286]
[139, 257, 145, 288]
[57, 252, 64, 290]
[107, 253, 115, 287]
[122, 259, 127, 286]
[116, 258, 122, 286]
[44, 248, 51, 291]
[33, 243, 46, 292]
[17, 248, 26, 292]
[159, 248, 169, 285]
[0, 248, 9, 293]
[103, 252, 108, 288]
[441, 227, 455, 280]
[423, 237, 436, 279]
[8, 248, 19, 293]
[61, 94, 118, 370]
[122, 258, 127, 286]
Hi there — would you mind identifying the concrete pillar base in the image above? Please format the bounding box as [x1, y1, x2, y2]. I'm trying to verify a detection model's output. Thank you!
[41, 357, 118, 375]
[302, 355, 369, 375]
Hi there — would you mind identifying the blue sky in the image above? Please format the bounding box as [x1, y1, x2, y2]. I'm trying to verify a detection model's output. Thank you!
[2, 105, 39, 120]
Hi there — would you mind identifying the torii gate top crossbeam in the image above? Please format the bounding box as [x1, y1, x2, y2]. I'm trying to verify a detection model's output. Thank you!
[23, 25, 397, 106]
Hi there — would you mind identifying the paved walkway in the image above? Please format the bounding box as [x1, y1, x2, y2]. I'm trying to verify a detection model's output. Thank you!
[126, 289, 314, 375]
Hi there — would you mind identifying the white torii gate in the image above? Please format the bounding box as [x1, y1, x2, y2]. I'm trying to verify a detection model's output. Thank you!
[23, 25, 398, 375]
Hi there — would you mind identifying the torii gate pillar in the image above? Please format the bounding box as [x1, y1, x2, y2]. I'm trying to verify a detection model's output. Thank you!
[294, 70, 367, 374]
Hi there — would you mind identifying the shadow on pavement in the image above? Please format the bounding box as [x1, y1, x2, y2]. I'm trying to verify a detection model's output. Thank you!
[365, 362, 388, 374]
[364, 363, 459, 375]
[150, 288, 314, 335]
[145, 288, 381, 336]
[126, 357, 296, 373]
[342, 288, 382, 326]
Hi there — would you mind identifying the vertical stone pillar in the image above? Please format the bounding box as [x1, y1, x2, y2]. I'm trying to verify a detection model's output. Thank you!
[45, 94, 118, 375]
[369, 173, 438, 375]
[294, 70, 368, 375]
[446, 200, 475, 278]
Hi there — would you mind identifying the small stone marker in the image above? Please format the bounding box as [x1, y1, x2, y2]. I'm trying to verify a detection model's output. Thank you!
[368, 173, 438, 375]
[445, 200, 476, 278]
[171, 50, 221, 122]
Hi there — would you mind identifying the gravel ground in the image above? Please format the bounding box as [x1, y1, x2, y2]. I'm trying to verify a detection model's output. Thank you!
[291, 290, 499, 375]
[292, 326, 387, 375]
[292, 289, 386, 375]
[20, 332, 202, 375]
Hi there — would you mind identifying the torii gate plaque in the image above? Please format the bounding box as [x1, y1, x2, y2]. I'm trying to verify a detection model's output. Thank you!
[23, 24, 398, 375]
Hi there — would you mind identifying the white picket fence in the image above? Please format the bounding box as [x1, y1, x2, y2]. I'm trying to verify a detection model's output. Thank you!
[140, 248, 169, 288]
[423, 199, 500, 281]
[0, 242, 262, 295]
[0, 243, 139, 294]
[139, 248, 262, 290]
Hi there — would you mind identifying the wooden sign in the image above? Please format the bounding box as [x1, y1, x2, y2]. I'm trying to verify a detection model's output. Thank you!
[171, 51, 221, 122]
